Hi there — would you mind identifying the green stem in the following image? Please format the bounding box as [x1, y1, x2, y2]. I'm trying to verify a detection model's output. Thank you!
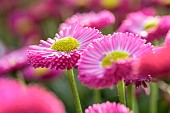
[127, 84, 135, 111]
[67, 69, 83, 113]
[150, 82, 158, 113]
[117, 79, 126, 105]
[93, 89, 101, 103]
[134, 96, 139, 113]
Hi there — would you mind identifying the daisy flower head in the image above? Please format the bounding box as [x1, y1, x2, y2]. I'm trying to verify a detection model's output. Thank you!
[78, 32, 153, 88]
[0, 78, 66, 113]
[28, 23, 102, 70]
[85, 101, 132, 113]
[59, 10, 115, 30]
[118, 9, 170, 42]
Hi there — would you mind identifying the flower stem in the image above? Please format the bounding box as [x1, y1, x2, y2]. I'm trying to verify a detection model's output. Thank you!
[127, 84, 135, 111]
[150, 82, 158, 113]
[67, 69, 83, 113]
[93, 89, 101, 103]
[134, 96, 139, 113]
[117, 79, 126, 105]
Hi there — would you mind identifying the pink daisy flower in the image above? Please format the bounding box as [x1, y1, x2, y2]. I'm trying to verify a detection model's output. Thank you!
[28, 23, 102, 70]
[78, 32, 153, 88]
[22, 67, 62, 80]
[85, 101, 132, 113]
[0, 78, 66, 113]
[118, 9, 170, 42]
[0, 47, 28, 75]
[59, 10, 115, 30]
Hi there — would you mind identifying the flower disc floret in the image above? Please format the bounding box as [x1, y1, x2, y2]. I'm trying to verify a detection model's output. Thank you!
[102, 51, 130, 67]
[51, 37, 80, 53]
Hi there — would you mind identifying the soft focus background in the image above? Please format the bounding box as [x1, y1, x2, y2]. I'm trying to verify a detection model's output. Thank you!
[0, 0, 170, 113]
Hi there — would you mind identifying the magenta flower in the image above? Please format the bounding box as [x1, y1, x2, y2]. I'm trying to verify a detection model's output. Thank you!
[0, 78, 66, 113]
[85, 101, 132, 113]
[22, 67, 62, 80]
[78, 32, 153, 88]
[0, 47, 28, 75]
[118, 9, 170, 42]
[28, 23, 102, 70]
[59, 10, 115, 30]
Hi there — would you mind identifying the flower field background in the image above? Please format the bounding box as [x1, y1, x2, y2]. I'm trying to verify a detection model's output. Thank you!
[0, 0, 170, 113]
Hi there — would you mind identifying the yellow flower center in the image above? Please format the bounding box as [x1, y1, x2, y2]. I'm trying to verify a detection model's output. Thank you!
[100, 0, 121, 9]
[101, 51, 130, 67]
[143, 17, 159, 31]
[51, 37, 80, 53]
[34, 68, 50, 77]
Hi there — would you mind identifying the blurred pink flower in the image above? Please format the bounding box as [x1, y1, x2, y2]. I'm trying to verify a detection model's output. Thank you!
[0, 47, 28, 75]
[28, 23, 102, 70]
[135, 44, 170, 79]
[8, 11, 41, 42]
[0, 78, 66, 113]
[78, 33, 153, 88]
[85, 101, 132, 113]
[118, 8, 170, 42]
[60, 10, 115, 30]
